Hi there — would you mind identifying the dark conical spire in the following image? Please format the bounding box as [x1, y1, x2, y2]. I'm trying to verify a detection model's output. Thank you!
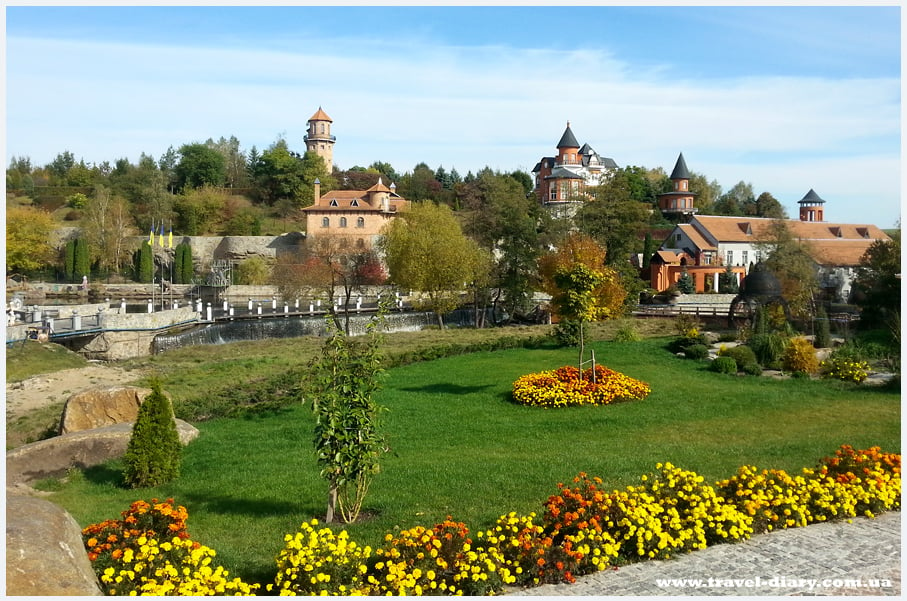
[798, 188, 825, 204]
[670, 153, 691, 180]
[556, 121, 580, 149]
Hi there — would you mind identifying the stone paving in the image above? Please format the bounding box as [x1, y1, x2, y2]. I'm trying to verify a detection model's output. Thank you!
[508, 511, 900, 596]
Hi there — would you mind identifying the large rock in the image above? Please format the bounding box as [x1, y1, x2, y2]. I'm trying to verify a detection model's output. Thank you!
[7, 420, 199, 488]
[6, 494, 103, 595]
[59, 386, 160, 434]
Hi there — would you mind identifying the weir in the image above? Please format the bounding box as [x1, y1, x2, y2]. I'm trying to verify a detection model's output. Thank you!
[151, 308, 481, 353]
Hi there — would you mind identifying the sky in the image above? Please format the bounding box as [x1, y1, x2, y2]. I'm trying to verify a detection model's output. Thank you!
[3, 3, 902, 228]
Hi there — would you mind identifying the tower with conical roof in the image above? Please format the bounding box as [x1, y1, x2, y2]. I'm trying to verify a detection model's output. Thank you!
[304, 107, 335, 173]
[657, 153, 697, 218]
[531, 121, 617, 206]
[797, 189, 825, 222]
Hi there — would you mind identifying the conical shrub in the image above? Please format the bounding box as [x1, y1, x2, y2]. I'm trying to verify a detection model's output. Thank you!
[122, 382, 182, 488]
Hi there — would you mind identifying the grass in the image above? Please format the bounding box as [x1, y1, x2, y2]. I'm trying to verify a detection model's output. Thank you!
[5, 339, 89, 381]
[39, 335, 900, 588]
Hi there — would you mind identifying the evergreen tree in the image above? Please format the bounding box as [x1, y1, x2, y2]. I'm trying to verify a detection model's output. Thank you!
[122, 381, 182, 488]
[174, 242, 193, 284]
[676, 269, 695, 294]
[718, 265, 739, 293]
[134, 242, 154, 283]
[63, 239, 76, 282]
[814, 305, 832, 349]
[73, 238, 91, 282]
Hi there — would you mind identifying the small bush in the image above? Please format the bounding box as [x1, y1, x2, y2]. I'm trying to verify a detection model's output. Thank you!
[717, 332, 738, 343]
[820, 355, 870, 384]
[684, 344, 709, 360]
[553, 319, 581, 346]
[782, 337, 819, 374]
[750, 332, 789, 367]
[667, 334, 708, 354]
[122, 382, 181, 488]
[63, 209, 82, 221]
[711, 356, 738, 374]
[613, 319, 642, 342]
[718, 345, 758, 368]
[813, 307, 832, 349]
[742, 362, 764, 376]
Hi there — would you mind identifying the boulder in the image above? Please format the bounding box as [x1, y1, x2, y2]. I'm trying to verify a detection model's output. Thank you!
[6, 494, 103, 595]
[6, 420, 199, 487]
[59, 386, 162, 434]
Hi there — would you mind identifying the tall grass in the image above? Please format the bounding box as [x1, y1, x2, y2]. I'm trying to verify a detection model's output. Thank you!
[42, 337, 899, 587]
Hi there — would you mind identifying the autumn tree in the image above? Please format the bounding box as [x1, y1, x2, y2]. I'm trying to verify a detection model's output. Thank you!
[379, 202, 485, 328]
[81, 185, 137, 274]
[6, 206, 56, 275]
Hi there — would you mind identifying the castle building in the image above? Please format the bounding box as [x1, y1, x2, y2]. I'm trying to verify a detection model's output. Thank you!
[300, 108, 409, 249]
[657, 153, 698, 218]
[303, 106, 335, 173]
[531, 121, 617, 209]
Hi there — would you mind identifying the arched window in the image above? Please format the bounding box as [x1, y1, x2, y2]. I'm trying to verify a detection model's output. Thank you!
[322, 217, 329, 228]
[356, 238, 366, 248]
[340, 217, 348, 228]
[356, 217, 365, 228]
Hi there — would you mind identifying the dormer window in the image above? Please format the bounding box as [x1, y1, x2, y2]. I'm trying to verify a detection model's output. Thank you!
[329, 199, 339, 207]
[856, 227, 870, 239]
[351, 199, 359, 207]
[829, 227, 842, 238]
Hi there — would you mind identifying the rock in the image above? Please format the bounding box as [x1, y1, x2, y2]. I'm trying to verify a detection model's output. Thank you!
[7, 420, 199, 488]
[59, 386, 167, 434]
[6, 494, 103, 595]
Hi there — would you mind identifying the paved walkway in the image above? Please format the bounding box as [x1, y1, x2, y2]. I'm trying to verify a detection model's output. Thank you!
[508, 511, 900, 596]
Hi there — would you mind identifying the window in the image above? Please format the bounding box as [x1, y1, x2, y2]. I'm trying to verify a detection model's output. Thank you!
[356, 238, 366, 248]
[726, 251, 734, 265]
[702, 253, 712, 265]
[549, 184, 557, 201]
[340, 217, 347, 228]
[674, 233, 682, 244]
[357, 217, 365, 228]
[320, 123, 325, 134]
[681, 181, 687, 191]
[322, 217, 329, 228]
[741, 251, 748, 265]
[351, 199, 359, 207]
[329, 199, 339, 207]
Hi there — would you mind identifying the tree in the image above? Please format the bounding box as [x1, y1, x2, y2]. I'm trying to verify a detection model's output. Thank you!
[122, 381, 181, 488]
[459, 171, 543, 321]
[718, 265, 740, 294]
[713, 181, 754, 216]
[398, 163, 440, 202]
[689, 172, 722, 214]
[174, 242, 194, 284]
[174, 143, 226, 191]
[676, 269, 695, 294]
[172, 185, 228, 235]
[852, 229, 900, 328]
[751, 191, 787, 219]
[6, 206, 56, 275]
[304, 307, 387, 523]
[577, 174, 651, 265]
[538, 234, 627, 367]
[368, 160, 399, 183]
[47, 150, 76, 182]
[234, 256, 272, 285]
[134, 242, 154, 283]
[379, 202, 483, 328]
[81, 186, 137, 274]
[756, 219, 819, 319]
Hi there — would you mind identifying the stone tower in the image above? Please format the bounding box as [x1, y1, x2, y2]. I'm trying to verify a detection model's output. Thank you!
[304, 106, 334, 173]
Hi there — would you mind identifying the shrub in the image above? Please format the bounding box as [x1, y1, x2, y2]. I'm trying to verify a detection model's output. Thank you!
[512, 365, 651, 408]
[750, 332, 788, 368]
[813, 307, 832, 349]
[820, 355, 870, 384]
[552, 319, 581, 346]
[122, 382, 181, 488]
[667, 333, 708, 355]
[711, 356, 738, 374]
[613, 319, 642, 342]
[742, 362, 764, 376]
[684, 344, 709, 360]
[718, 344, 760, 373]
[782, 337, 819, 375]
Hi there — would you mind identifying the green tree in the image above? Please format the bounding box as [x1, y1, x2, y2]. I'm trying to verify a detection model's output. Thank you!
[676, 269, 695, 294]
[6, 206, 56, 275]
[234, 256, 272, 285]
[718, 265, 740, 293]
[172, 185, 228, 235]
[756, 219, 819, 319]
[174, 242, 194, 284]
[379, 202, 482, 328]
[552, 262, 603, 376]
[578, 175, 651, 266]
[174, 143, 226, 191]
[398, 163, 441, 202]
[689, 171, 722, 214]
[122, 381, 182, 489]
[47, 150, 76, 182]
[134, 242, 154, 283]
[304, 307, 387, 523]
[751, 191, 787, 219]
[713, 181, 754, 216]
[81, 186, 136, 275]
[368, 161, 399, 183]
[852, 229, 901, 328]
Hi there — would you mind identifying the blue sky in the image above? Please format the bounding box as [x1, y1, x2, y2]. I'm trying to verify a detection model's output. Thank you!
[4, 4, 902, 227]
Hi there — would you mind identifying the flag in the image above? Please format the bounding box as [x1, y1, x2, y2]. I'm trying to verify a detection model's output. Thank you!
[158, 224, 165, 247]
[168, 225, 173, 249]
[148, 222, 154, 246]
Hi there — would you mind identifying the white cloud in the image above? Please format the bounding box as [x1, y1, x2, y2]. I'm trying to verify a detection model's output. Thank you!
[6, 31, 900, 228]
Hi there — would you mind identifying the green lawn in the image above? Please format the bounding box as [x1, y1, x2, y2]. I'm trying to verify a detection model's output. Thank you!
[43, 337, 900, 587]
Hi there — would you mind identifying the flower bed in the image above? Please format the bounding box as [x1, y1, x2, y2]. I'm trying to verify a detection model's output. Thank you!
[82, 446, 900, 596]
[512, 365, 651, 407]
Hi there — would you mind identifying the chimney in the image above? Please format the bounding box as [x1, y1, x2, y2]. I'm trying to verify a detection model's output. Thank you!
[313, 178, 321, 203]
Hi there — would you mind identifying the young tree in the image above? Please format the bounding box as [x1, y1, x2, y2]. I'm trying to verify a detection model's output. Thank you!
[379, 202, 483, 328]
[304, 307, 387, 523]
[81, 186, 137, 275]
[718, 265, 740, 293]
[756, 219, 820, 319]
[177, 241, 194, 284]
[676, 269, 695, 294]
[134, 242, 154, 283]
[552, 262, 604, 376]
[122, 381, 182, 489]
[6, 206, 56, 275]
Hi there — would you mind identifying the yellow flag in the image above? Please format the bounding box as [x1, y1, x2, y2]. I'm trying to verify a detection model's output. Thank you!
[168, 228, 173, 249]
[148, 225, 154, 246]
[158, 225, 165, 247]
